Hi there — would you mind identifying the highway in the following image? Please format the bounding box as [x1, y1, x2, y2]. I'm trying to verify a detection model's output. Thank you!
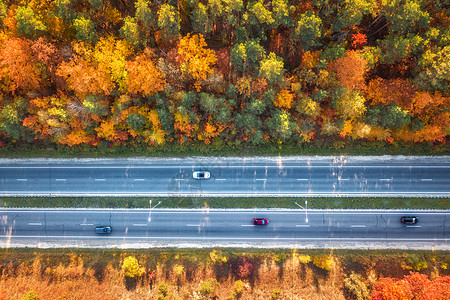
[0, 156, 449, 197]
[0, 208, 448, 249]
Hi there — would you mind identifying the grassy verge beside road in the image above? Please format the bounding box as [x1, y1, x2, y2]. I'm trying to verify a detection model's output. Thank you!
[1, 196, 448, 210]
[0, 139, 449, 158]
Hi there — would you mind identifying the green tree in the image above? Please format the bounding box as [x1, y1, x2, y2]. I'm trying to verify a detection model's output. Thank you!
[414, 45, 450, 92]
[73, 15, 97, 43]
[230, 39, 265, 73]
[120, 16, 140, 47]
[89, 0, 105, 11]
[54, 0, 75, 22]
[235, 112, 262, 135]
[247, 0, 274, 35]
[223, 0, 244, 29]
[267, 109, 294, 141]
[333, 0, 375, 32]
[199, 93, 227, 116]
[272, 0, 294, 28]
[365, 103, 411, 129]
[208, 0, 224, 20]
[127, 113, 147, 131]
[245, 98, 267, 115]
[0, 97, 31, 140]
[295, 94, 321, 118]
[158, 4, 180, 41]
[191, 3, 212, 35]
[83, 95, 109, 117]
[15, 5, 47, 38]
[122, 256, 145, 278]
[0, 1, 6, 22]
[135, 0, 156, 30]
[258, 52, 285, 85]
[380, 34, 426, 64]
[382, 0, 430, 34]
[294, 11, 322, 51]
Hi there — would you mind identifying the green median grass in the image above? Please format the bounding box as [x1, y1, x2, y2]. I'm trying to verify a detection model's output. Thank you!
[1, 196, 448, 210]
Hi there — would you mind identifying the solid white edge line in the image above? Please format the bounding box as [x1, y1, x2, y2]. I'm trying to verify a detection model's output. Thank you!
[351, 225, 366, 228]
[186, 224, 201, 227]
[421, 179, 433, 181]
[55, 179, 66, 181]
[133, 179, 145, 181]
[28, 223, 42, 226]
[1, 210, 449, 214]
[94, 179, 106, 181]
[1, 235, 447, 241]
[16, 179, 27, 181]
[241, 225, 255, 227]
[2, 165, 449, 169]
[406, 225, 422, 228]
[295, 225, 311, 227]
[2, 192, 448, 197]
[80, 223, 94, 226]
[296, 179, 308, 181]
[215, 179, 226, 181]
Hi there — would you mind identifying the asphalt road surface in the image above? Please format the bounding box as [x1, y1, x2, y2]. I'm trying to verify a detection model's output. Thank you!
[0, 156, 449, 197]
[0, 208, 448, 249]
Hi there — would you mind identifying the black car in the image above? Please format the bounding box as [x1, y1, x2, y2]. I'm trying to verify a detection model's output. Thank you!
[95, 226, 112, 234]
[401, 216, 419, 224]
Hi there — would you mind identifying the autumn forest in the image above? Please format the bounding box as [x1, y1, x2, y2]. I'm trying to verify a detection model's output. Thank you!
[0, 0, 448, 151]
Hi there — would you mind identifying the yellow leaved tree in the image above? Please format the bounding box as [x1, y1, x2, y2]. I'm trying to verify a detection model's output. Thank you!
[178, 34, 217, 91]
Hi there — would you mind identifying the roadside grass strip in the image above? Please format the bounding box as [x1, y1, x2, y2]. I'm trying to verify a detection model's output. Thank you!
[1, 196, 449, 210]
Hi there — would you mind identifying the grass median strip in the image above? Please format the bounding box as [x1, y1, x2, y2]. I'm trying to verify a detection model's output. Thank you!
[1, 196, 448, 210]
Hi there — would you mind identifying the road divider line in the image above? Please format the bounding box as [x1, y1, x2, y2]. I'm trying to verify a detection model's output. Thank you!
[17, 179, 27, 182]
[133, 224, 148, 227]
[351, 225, 366, 228]
[296, 225, 310, 227]
[186, 224, 201, 227]
[55, 179, 66, 182]
[421, 179, 432, 181]
[296, 179, 308, 181]
[215, 179, 226, 181]
[80, 223, 93, 226]
[241, 225, 255, 227]
[255, 179, 266, 181]
[28, 223, 42, 226]
[339, 178, 350, 181]
[133, 179, 145, 181]
[406, 225, 421, 228]
[94, 179, 106, 181]
[380, 179, 391, 181]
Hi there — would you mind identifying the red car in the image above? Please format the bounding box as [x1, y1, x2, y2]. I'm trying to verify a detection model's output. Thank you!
[253, 218, 269, 225]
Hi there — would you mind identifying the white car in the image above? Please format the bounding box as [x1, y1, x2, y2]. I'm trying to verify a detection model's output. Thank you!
[193, 171, 211, 179]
